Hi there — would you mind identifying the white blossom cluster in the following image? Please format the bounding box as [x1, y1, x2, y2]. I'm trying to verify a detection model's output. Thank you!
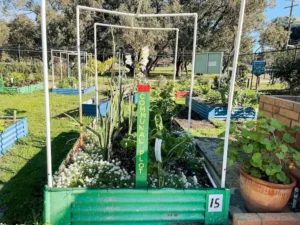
[140, 46, 149, 72]
[53, 150, 134, 188]
[148, 171, 201, 189]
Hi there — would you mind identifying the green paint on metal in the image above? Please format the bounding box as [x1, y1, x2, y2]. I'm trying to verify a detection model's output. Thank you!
[135, 84, 150, 188]
[0, 73, 4, 88]
[0, 83, 44, 94]
[195, 52, 223, 74]
[44, 186, 230, 225]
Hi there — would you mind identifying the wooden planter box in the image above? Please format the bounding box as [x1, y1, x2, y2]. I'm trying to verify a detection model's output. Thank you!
[0, 83, 44, 94]
[186, 96, 257, 120]
[0, 118, 28, 155]
[175, 91, 190, 98]
[52, 86, 95, 95]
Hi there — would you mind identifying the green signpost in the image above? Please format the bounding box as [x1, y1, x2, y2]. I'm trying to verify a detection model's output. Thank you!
[135, 84, 151, 188]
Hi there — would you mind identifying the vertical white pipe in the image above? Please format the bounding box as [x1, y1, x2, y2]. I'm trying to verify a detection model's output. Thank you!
[76, 6, 83, 146]
[221, 0, 246, 188]
[51, 49, 54, 88]
[67, 53, 70, 78]
[218, 52, 224, 90]
[60, 52, 63, 81]
[41, 0, 53, 187]
[85, 52, 88, 89]
[173, 29, 179, 83]
[94, 24, 99, 120]
[187, 14, 198, 133]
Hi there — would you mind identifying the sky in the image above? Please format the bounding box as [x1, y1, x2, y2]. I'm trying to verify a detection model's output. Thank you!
[265, 0, 300, 21]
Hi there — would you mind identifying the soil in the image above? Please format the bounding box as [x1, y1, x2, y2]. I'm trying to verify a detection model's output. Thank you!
[175, 108, 216, 130]
[174, 108, 240, 188]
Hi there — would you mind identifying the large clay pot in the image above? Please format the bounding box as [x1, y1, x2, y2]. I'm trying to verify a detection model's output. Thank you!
[240, 169, 296, 213]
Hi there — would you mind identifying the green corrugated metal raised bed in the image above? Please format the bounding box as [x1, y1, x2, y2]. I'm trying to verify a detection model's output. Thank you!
[44, 186, 230, 225]
[0, 83, 44, 94]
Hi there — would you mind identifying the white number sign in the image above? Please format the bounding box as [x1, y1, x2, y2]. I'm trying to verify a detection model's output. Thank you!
[208, 61, 217, 67]
[208, 194, 223, 212]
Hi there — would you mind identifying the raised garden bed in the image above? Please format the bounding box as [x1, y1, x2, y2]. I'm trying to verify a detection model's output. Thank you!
[45, 132, 230, 225]
[186, 96, 257, 120]
[82, 93, 138, 117]
[0, 83, 44, 94]
[52, 86, 95, 95]
[0, 118, 28, 155]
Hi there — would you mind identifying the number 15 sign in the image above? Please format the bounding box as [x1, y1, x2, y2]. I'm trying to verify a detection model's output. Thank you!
[208, 194, 223, 212]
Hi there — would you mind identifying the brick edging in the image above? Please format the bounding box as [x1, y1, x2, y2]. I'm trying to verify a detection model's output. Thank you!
[234, 212, 300, 225]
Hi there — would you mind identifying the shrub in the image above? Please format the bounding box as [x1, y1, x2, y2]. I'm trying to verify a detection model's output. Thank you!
[217, 116, 300, 184]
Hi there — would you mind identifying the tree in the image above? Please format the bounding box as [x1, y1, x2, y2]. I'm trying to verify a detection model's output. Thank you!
[270, 16, 300, 45]
[272, 52, 300, 93]
[260, 23, 289, 50]
[0, 20, 9, 46]
[8, 14, 37, 48]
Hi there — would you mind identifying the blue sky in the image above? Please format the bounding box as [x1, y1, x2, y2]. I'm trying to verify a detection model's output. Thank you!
[266, 0, 300, 21]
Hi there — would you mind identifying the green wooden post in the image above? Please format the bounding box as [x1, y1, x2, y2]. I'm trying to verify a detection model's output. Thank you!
[135, 84, 151, 188]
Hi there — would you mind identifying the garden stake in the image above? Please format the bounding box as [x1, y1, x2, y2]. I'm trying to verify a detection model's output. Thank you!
[136, 84, 150, 188]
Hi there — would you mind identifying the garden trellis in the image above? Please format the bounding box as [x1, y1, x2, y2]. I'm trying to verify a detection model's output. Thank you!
[40, 0, 247, 223]
[93, 22, 179, 119]
[50, 49, 89, 88]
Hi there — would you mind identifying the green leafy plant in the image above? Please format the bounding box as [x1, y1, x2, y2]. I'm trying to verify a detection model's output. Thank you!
[217, 116, 300, 184]
[57, 77, 78, 89]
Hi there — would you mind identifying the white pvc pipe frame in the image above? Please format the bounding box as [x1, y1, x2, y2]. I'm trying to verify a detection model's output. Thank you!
[41, 1, 246, 188]
[51, 50, 87, 88]
[94, 22, 179, 119]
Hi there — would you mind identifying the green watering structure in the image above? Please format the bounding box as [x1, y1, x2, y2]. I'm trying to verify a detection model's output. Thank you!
[0, 73, 44, 94]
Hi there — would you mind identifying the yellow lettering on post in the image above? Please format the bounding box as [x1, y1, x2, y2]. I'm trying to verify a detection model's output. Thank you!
[140, 100, 145, 106]
[140, 106, 146, 113]
[140, 112, 146, 118]
[140, 118, 145, 125]
[139, 132, 145, 138]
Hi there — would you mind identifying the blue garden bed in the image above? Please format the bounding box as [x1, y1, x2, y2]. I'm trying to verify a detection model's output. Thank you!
[52, 86, 95, 95]
[83, 93, 138, 117]
[0, 118, 28, 155]
[186, 96, 257, 120]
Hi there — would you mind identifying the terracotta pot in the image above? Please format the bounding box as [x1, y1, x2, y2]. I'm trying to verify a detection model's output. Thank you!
[175, 91, 190, 98]
[240, 169, 296, 213]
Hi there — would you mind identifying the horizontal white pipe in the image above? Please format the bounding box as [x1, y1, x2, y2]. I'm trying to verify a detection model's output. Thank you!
[95, 23, 179, 31]
[137, 13, 197, 18]
[78, 5, 136, 17]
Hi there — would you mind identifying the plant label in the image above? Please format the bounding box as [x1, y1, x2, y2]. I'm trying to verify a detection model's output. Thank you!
[208, 194, 223, 212]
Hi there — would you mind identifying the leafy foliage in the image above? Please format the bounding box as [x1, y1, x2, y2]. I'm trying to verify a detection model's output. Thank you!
[217, 117, 300, 184]
[57, 77, 78, 89]
[272, 52, 300, 93]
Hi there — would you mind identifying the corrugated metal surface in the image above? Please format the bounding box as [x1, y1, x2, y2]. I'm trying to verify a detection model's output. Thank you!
[45, 187, 230, 225]
[0, 83, 43, 94]
[52, 86, 95, 95]
[0, 118, 28, 154]
[186, 96, 257, 120]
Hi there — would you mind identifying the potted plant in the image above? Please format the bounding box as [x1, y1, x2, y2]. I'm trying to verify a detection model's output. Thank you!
[174, 80, 190, 98]
[218, 115, 300, 212]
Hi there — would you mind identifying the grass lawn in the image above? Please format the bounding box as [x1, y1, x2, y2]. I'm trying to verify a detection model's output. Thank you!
[0, 90, 103, 223]
[190, 120, 226, 138]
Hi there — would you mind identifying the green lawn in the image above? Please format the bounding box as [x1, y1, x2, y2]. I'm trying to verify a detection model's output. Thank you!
[0, 90, 101, 223]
